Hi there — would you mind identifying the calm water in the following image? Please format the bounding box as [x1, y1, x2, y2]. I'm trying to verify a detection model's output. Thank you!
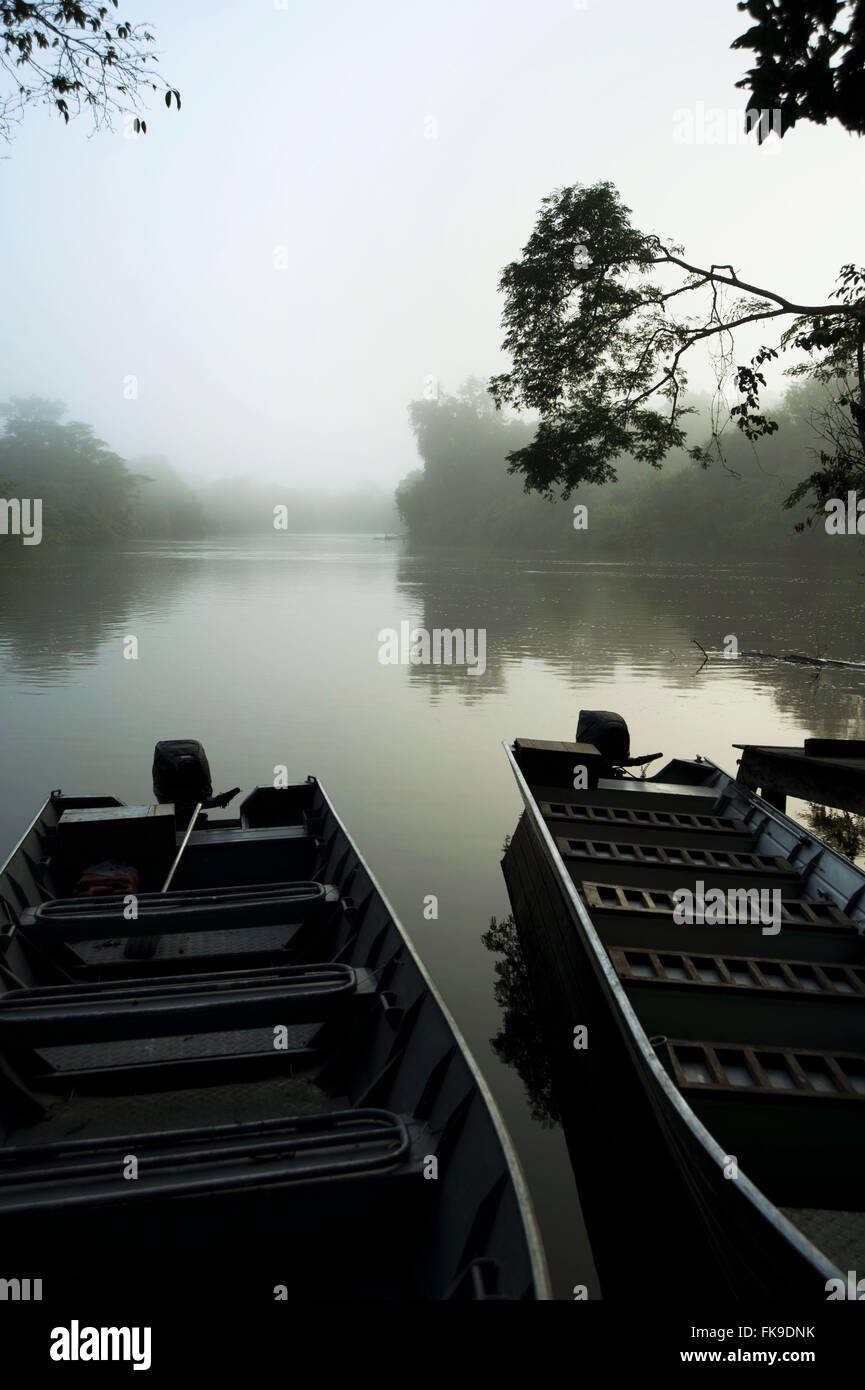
[2, 535, 865, 1298]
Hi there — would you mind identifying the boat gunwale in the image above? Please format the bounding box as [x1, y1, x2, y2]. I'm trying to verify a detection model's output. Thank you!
[309, 772, 552, 1300]
[503, 739, 845, 1287]
[700, 754, 865, 920]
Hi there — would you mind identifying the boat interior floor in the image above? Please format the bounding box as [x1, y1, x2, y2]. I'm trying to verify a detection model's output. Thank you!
[7, 1071, 339, 1145]
[780, 1207, 865, 1273]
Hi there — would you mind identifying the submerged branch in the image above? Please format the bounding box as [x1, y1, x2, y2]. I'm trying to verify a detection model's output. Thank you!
[694, 640, 865, 671]
[741, 650, 865, 671]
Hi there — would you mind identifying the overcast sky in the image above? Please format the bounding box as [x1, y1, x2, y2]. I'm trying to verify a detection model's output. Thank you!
[1, 0, 862, 490]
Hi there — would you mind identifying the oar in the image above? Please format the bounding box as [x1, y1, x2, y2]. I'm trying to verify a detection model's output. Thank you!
[123, 802, 204, 960]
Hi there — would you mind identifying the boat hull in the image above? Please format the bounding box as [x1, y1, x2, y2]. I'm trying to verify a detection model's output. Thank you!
[0, 776, 549, 1302]
[502, 741, 861, 1299]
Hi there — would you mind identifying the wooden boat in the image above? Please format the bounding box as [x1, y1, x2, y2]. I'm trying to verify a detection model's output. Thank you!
[502, 721, 865, 1300]
[0, 742, 549, 1302]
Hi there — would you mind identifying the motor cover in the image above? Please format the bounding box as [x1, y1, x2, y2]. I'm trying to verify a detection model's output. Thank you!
[152, 739, 213, 806]
[575, 710, 631, 764]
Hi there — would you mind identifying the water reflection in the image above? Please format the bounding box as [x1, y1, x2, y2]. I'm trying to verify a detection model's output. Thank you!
[0, 545, 204, 683]
[803, 805, 865, 861]
[482, 910, 559, 1128]
[393, 549, 865, 740]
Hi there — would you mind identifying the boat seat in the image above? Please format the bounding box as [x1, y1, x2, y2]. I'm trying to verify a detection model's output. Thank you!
[0, 961, 377, 1046]
[538, 800, 754, 849]
[19, 881, 340, 943]
[585, 881, 864, 963]
[183, 825, 309, 846]
[658, 1037, 865, 1207]
[531, 779, 720, 813]
[582, 881, 856, 929]
[613, 948, 865, 1053]
[558, 838, 799, 891]
[611, 947, 865, 996]
[169, 832, 320, 890]
[0, 1107, 419, 1213]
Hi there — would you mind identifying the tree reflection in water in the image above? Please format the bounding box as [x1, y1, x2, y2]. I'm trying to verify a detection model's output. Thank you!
[482, 913, 559, 1128]
[804, 804, 865, 864]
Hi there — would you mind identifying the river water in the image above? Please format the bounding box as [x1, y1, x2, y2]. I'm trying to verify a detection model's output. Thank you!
[2, 535, 864, 1297]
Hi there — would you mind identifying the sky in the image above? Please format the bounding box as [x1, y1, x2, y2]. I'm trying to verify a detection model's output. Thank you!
[0, 0, 863, 490]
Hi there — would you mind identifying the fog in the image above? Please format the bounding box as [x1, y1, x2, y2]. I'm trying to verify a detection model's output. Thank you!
[4, 0, 865, 1324]
[1, 0, 863, 500]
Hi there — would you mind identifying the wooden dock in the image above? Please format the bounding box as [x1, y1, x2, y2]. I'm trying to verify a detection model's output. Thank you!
[735, 739, 865, 813]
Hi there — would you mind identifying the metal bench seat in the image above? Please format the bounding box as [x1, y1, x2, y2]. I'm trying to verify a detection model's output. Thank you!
[19, 881, 339, 942]
[0, 1107, 417, 1212]
[0, 961, 377, 1045]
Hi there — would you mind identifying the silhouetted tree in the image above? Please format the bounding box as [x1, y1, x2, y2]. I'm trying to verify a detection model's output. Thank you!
[397, 378, 538, 542]
[0, 394, 137, 538]
[732, 0, 865, 139]
[488, 182, 865, 516]
[0, 2, 180, 141]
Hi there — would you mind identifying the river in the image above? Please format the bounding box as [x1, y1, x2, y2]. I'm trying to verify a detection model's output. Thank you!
[2, 535, 864, 1297]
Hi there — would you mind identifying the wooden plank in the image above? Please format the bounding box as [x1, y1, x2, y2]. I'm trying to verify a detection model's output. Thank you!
[735, 745, 865, 814]
[804, 739, 865, 759]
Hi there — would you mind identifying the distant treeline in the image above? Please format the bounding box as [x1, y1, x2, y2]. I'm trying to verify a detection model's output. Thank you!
[3, 385, 855, 558]
[0, 396, 399, 543]
[395, 378, 857, 560]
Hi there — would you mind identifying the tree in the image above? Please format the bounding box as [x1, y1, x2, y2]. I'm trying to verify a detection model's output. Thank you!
[488, 182, 865, 509]
[396, 378, 536, 542]
[0, 392, 64, 420]
[0, 2, 180, 142]
[0, 394, 139, 538]
[779, 286, 865, 525]
[126, 453, 208, 538]
[733, 0, 865, 139]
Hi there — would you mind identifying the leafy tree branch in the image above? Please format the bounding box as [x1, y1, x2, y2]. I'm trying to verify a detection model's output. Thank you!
[488, 182, 865, 507]
[0, 1, 180, 140]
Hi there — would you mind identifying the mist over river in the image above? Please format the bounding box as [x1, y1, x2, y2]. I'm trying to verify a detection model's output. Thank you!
[2, 534, 864, 1296]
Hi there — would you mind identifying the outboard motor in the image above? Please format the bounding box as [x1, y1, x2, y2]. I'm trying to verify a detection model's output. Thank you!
[151, 740, 241, 826]
[576, 710, 631, 764]
[576, 710, 662, 773]
[153, 739, 213, 810]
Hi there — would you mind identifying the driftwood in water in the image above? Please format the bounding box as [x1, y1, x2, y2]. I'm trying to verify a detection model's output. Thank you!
[691, 640, 865, 672]
[741, 650, 865, 671]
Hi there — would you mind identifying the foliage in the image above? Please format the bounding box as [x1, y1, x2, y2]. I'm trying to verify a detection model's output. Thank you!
[488, 182, 865, 513]
[126, 454, 207, 538]
[732, 0, 865, 138]
[804, 803, 865, 860]
[0, 1, 180, 141]
[395, 374, 859, 558]
[780, 268, 865, 523]
[481, 914, 559, 1128]
[0, 393, 139, 538]
[0, 397, 400, 541]
[396, 378, 537, 540]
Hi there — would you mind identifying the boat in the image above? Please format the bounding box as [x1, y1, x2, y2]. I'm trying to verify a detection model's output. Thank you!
[502, 713, 865, 1300]
[0, 741, 549, 1302]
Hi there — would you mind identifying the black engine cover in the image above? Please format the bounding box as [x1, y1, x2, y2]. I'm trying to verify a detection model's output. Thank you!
[575, 709, 631, 764]
[152, 739, 213, 806]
